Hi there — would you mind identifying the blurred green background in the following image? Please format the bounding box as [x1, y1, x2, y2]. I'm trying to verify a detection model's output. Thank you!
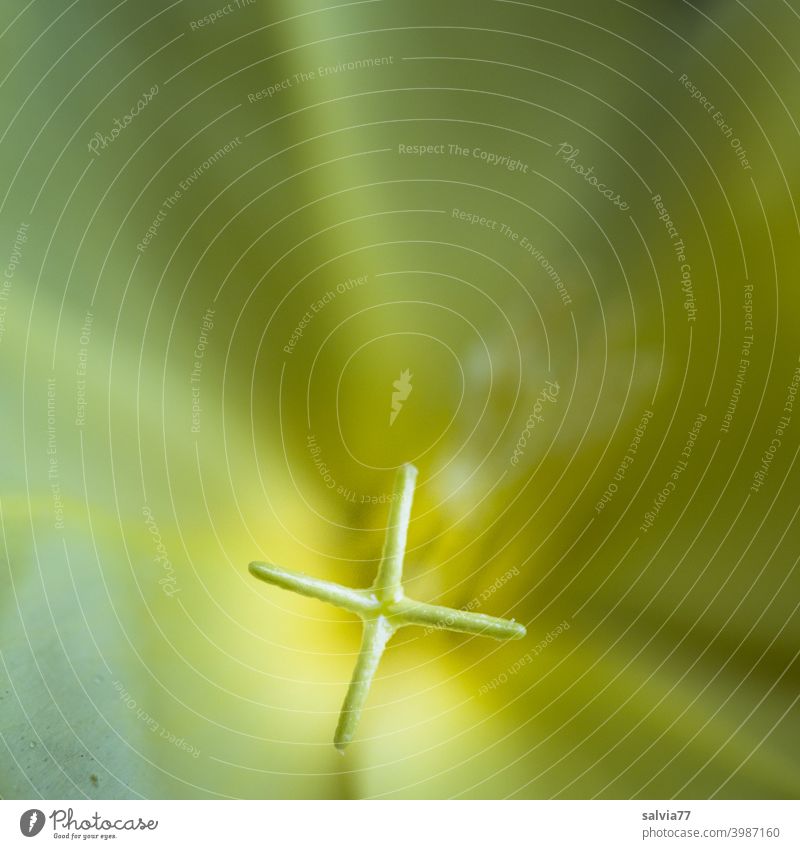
[1, 0, 799, 799]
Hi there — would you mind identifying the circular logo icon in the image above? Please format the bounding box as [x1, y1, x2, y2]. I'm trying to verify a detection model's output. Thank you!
[19, 809, 45, 837]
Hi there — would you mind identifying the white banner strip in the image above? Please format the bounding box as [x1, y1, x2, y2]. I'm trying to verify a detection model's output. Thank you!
[1, 800, 797, 848]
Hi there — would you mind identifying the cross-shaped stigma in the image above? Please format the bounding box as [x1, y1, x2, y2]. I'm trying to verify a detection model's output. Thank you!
[248, 463, 526, 751]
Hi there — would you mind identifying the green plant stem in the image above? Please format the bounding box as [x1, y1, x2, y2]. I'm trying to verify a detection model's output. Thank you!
[393, 598, 526, 640]
[334, 615, 395, 752]
[373, 463, 417, 603]
[247, 462, 527, 750]
[249, 562, 378, 616]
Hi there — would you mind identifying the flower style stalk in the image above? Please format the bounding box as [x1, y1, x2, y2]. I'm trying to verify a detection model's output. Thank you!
[249, 463, 526, 751]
